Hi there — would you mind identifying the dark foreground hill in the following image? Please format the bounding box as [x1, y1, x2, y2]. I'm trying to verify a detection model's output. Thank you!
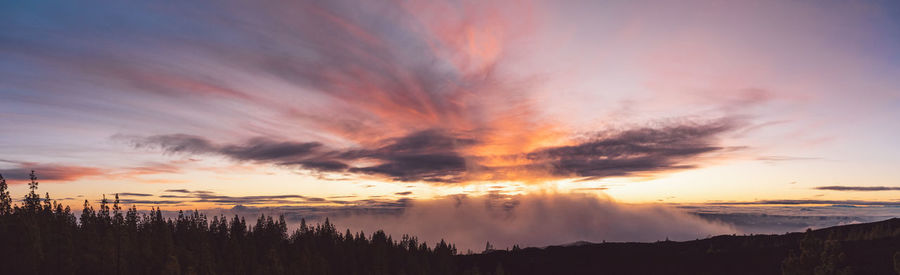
[1, 172, 899, 274]
[458, 218, 900, 275]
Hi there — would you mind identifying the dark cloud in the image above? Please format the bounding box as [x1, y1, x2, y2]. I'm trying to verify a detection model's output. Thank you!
[395, 191, 413, 196]
[282, 160, 349, 172]
[133, 134, 217, 155]
[525, 119, 736, 179]
[341, 130, 475, 182]
[115, 199, 184, 205]
[130, 134, 322, 163]
[115, 192, 153, 197]
[130, 119, 738, 184]
[130, 130, 477, 182]
[706, 200, 900, 206]
[0, 161, 186, 184]
[192, 193, 307, 205]
[219, 138, 322, 161]
[814, 186, 900, 191]
[200, 199, 411, 223]
[150, 189, 344, 205]
[350, 154, 467, 182]
[0, 161, 104, 183]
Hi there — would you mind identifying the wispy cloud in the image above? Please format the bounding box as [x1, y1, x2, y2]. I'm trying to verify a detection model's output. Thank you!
[0, 160, 191, 184]
[114, 199, 184, 205]
[706, 200, 900, 206]
[756, 156, 822, 162]
[148, 189, 406, 207]
[814, 186, 900, 192]
[3, 0, 769, 188]
[115, 192, 153, 197]
[0, 161, 104, 183]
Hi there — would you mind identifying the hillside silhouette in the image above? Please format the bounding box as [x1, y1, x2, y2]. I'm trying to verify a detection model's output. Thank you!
[459, 218, 900, 275]
[1, 172, 899, 274]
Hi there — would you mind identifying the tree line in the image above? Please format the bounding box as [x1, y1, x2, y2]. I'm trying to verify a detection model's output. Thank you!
[6, 171, 898, 274]
[0, 171, 503, 275]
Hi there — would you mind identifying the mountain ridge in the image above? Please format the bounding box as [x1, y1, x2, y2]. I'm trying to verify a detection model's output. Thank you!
[458, 218, 900, 275]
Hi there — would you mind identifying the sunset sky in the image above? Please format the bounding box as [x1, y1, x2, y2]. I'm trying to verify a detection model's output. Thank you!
[2, 0, 900, 248]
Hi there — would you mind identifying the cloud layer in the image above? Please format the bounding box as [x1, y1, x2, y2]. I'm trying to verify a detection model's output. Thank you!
[2, 0, 753, 186]
[129, 119, 738, 184]
[329, 193, 735, 251]
[186, 193, 735, 251]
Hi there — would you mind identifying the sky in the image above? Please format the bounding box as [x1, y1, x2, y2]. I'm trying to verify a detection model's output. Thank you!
[2, 0, 900, 249]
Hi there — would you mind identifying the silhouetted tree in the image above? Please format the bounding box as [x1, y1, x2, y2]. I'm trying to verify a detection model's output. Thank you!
[0, 173, 11, 214]
[24, 170, 41, 211]
[4, 171, 900, 275]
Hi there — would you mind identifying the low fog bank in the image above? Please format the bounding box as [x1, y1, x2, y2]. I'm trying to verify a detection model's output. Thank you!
[330, 193, 735, 251]
[684, 205, 900, 234]
[160, 195, 900, 252]
[176, 193, 733, 251]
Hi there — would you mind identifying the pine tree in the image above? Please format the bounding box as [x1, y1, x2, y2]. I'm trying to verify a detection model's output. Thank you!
[81, 200, 95, 226]
[99, 194, 110, 222]
[125, 205, 138, 229]
[0, 172, 476, 274]
[25, 170, 41, 211]
[300, 218, 308, 234]
[43, 192, 52, 212]
[0, 173, 11, 214]
[113, 194, 124, 225]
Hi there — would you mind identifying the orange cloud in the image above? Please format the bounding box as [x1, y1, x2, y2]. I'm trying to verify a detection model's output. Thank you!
[0, 162, 104, 183]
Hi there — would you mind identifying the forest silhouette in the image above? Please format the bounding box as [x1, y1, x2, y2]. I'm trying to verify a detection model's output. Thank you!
[1, 171, 899, 275]
[0, 172, 463, 275]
